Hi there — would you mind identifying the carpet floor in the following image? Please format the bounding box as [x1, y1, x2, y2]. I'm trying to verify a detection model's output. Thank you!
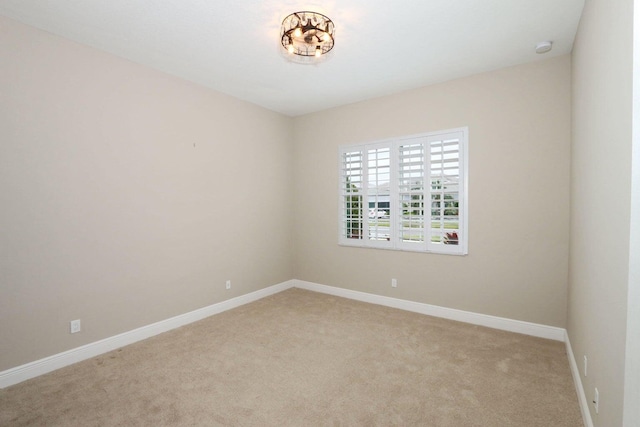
[0, 288, 583, 426]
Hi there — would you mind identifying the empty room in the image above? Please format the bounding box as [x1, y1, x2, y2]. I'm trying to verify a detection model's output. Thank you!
[1, 1, 638, 426]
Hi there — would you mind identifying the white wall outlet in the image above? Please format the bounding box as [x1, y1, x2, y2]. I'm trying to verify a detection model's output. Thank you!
[70, 319, 81, 334]
[391, 278, 397, 288]
[225, 280, 231, 290]
[593, 387, 599, 414]
[584, 355, 588, 377]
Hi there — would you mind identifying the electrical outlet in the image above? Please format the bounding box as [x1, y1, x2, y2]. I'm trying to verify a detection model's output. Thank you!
[593, 387, 599, 414]
[391, 278, 397, 288]
[70, 319, 81, 334]
[584, 355, 588, 377]
[225, 280, 231, 290]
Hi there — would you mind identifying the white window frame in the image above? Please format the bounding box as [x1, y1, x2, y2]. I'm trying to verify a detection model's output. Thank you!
[338, 127, 468, 255]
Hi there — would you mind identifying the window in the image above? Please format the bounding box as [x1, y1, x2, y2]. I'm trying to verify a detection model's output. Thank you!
[339, 128, 468, 255]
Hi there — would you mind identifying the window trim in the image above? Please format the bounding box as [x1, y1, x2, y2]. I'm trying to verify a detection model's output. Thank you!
[338, 127, 468, 255]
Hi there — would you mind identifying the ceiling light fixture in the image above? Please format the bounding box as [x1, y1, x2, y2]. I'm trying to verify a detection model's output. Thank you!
[280, 11, 335, 58]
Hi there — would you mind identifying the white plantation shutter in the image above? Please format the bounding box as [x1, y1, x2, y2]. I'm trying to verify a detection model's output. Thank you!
[427, 131, 465, 254]
[339, 149, 364, 241]
[366, 145, 392, 247]
[339, 128, 467, 255]
[398, 139, 427, 250]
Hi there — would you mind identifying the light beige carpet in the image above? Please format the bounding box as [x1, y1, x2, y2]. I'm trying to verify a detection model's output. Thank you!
[0, 288, 582, 426]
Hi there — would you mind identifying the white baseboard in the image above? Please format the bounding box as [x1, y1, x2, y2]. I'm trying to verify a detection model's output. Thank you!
[293, 280, 566, 341]
[294, 281, 591, 426]
[0, 278, 572, 394]
[0, 280, 295, 389]
[565, 331, 594, 427]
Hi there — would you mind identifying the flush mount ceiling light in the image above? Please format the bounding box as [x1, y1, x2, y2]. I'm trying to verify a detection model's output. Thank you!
[280, 11, 335, 58]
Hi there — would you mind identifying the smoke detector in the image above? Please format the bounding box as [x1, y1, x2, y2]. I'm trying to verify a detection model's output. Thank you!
[535, 41, 553, 54]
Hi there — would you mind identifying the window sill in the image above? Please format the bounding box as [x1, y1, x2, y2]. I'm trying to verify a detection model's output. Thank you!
[338, 242, 468, 256]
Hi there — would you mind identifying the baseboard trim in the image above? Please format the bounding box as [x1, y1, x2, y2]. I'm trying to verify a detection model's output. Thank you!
[0, 279, 571, 391]
[293, 280, 566, 341]
[565, 331, 594, 427]
[293, 281, 590, 424]
[0, 280, 295, 389]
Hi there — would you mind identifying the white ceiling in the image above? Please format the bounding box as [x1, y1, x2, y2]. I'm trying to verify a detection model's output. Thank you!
[0, 0, 584, 117]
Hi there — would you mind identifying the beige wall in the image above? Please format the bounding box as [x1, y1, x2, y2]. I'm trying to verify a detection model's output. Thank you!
[569, 0, 634, 425]
[624, 1, 640, 423]
[293, 55, 572, 327]
[0, 16, 294, 371]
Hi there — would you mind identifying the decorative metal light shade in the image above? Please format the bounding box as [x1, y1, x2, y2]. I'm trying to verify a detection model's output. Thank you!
[280, 11, 335, 58]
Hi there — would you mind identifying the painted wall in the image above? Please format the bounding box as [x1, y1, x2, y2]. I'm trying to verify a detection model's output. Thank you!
[624, 2, 640, 423]
[292, 56, 572, 327]
[568, 0, 634, 425]
[0, 16, 294, 371]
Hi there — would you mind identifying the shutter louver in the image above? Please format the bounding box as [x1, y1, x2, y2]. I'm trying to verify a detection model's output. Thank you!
[340, 151, 364, 240]
[429, 136, 461, 249]
[367, 147, 391, 241]
[398, 142, 426, 246]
